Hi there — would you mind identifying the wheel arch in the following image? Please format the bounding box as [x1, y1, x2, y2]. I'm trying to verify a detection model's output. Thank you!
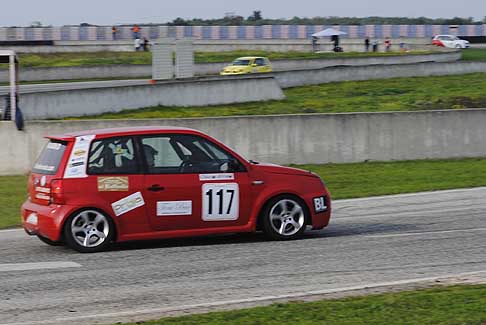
[60, 206, 118, 243]
[254, 192, 312, 231]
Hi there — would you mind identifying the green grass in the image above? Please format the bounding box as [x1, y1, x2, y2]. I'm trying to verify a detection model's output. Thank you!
[0, 175, 28, 229]
[294, 158, 486, 199]
[121, 285, 486, 325]
[0, 50, 434, 69]
[3, 157, 486, 229]
[72, 72, 486, 120]
[462, 48, 486, 61]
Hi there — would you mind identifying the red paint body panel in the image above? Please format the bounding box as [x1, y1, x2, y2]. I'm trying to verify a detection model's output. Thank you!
[22, 127, 332, 245]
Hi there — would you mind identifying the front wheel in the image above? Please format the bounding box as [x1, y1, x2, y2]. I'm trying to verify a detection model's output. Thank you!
[64, 209, 115, 253]
[261, 196, 308, 240]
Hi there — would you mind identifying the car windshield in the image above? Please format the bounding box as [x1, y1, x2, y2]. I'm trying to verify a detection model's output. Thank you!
[231, 59, 251, 66]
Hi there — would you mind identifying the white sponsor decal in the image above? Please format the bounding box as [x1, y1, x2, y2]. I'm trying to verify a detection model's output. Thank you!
[46, 142, 62, 150]
[202, 183, 239, 221]
[313, 196, 327, 213]
[111, 192, 145, 217]
[26, 213, 38, 225]
[35, 193, 50, 200]
[33, 163, 55, 172]
[199, 173, 235, 181]
[35, 186, 51, 194]
[64, 135, 95, 179]
[157, 201, 192, 216]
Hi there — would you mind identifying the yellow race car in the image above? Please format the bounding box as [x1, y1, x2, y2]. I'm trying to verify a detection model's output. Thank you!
[220, 56, 273, 75]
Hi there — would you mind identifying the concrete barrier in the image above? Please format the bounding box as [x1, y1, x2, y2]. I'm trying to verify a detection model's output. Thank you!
[2, 109, 486, 175]
[19, 75, 285, 120]
[0, 50, 460, 82]
[0, 38, 431, 54]
[275, 61, 486, 88]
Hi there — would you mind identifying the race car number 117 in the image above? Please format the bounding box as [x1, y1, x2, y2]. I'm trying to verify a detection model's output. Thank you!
[202, 183, 239, 221]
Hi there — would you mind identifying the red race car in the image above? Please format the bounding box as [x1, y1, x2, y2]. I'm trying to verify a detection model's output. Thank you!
[22, 127, 331, 253]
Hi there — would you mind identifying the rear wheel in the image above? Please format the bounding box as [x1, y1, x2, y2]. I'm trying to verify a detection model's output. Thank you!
[64, 209, 114, 253]
[261, 195, 308, 240]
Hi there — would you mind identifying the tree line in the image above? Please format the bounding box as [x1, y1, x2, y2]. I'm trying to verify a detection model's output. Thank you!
[166, 12, 486, 26]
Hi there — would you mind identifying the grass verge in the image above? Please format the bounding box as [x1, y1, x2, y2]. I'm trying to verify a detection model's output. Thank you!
[0, 50, 436, 69]
[71, 72, 486, 120]
[3, 157, 486, 229]
[120, 285, 486, 325]
[462, 48, 486, 61]
[0, 175, 28, 229]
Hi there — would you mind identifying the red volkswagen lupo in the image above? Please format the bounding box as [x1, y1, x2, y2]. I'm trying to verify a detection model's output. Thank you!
[22, 127, 331, 253]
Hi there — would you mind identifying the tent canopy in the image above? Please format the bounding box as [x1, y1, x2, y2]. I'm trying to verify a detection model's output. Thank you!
[312, 28, 347, 37]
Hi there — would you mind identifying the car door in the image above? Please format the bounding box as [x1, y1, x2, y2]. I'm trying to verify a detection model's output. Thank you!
[140, 134, 254, 231]
[255, 58, 271, 73]
[441, 36, 454, 48]
[84, 136, 147, 232]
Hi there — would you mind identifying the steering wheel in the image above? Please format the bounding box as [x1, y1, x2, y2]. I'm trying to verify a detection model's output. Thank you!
[179, 159, 194, 173]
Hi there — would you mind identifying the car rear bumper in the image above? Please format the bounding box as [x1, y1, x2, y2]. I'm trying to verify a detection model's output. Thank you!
[21, 200, 74, 241]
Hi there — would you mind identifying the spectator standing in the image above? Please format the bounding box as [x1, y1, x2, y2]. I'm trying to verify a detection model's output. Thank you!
[111, 26, 118, 40]
[312, 36, 318, 52]
[364, 37, 370, 52]
[372, 39, 378, 52]
[131, 24, 140, 39]
[142, 38, 149, 51]
[134, 37, 142, 51]
[384, 37, 391, 52]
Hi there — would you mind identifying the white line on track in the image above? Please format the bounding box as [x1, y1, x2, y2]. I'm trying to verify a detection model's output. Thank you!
[367, 227, 486, 238]
[2, 270, 485, 325]
[0, 262, 81, 272]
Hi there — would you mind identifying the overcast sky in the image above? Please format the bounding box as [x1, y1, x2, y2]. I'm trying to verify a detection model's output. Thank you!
[2, 0, 486, 26]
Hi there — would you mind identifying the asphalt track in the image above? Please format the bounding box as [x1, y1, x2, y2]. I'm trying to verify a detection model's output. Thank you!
[0, 187, 485, 325]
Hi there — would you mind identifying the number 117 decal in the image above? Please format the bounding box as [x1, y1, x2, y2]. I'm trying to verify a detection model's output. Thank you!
[202, 183, 239, 221]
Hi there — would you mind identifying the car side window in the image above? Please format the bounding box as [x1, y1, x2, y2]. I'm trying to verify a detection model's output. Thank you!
[255, 58, 265, 66]
[88, 137, 139, 174]
[140, 134, 246, 174]
[141, 136, 183, 173]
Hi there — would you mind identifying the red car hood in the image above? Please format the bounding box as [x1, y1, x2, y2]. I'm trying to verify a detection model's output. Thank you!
[251, 163, 315, 177]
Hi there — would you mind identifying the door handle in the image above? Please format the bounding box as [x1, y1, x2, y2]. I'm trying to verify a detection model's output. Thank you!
[147, 184, 165, 192]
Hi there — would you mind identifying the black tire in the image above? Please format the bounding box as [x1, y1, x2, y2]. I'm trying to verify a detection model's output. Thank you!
[63, 209, 115, 253]
[261, 195, 309, 240]
[37, 235, 63, 246]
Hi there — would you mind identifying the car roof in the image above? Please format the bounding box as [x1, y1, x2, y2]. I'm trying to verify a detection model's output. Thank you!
[235, 56, 268, 60]
[47, 126, 204, 141]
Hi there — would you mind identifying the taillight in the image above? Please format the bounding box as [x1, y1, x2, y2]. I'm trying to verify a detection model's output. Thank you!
[50, 179, 65, 205]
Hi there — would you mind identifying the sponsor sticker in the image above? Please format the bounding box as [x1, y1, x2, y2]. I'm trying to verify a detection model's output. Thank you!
[199, 173, 235, 181]
[47, 142, 62, 150]
[33, 164, 55, 172]
[35, 186, 51, 194]
[313, 196, 327, 213]
[64, 135, 95, 179]
[202, 183, 239, 221]
[157, 201, 192, 216]
[98, 177, 129, 192]
[111, 192, 145, 217]
[35, 193, 50, 200]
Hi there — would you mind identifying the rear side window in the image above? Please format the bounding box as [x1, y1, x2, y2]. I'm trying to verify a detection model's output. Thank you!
[32, 140, 68, 175]
[87, 137, 140, 175]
